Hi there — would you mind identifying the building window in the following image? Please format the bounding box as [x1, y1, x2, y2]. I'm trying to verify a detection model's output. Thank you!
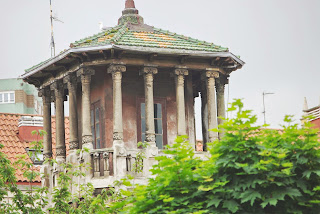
[91, 101, 102, 149]
[26, 148, 44, 165]
[0, 91, 15, 104]
[138, 98, 167, 149]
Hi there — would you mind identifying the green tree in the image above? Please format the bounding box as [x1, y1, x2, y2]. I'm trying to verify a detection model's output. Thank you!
[111, 99, 320, 213]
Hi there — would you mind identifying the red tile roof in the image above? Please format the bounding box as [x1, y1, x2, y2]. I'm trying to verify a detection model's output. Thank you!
[0, 113, 69, 184]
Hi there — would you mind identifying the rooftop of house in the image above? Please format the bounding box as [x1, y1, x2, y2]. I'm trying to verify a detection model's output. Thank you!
[0, 78, 38, 95]
[24, 0, 243, 76]
[0, 113, 70, 184]
[303, 97, 320, 121]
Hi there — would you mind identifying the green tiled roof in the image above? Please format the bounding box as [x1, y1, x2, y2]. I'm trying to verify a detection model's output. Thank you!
[70, 23, 228, 52]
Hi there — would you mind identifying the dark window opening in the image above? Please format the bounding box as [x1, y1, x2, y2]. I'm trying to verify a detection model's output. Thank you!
[91, 101, 102, 149]
[138, 98, 167, 149]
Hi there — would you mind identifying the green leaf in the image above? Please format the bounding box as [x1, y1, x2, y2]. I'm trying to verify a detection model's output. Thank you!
[240, 189, 261, 206]
[223, 200, 239, 213]
[286, 188, 301, 199]
[261, 198, 278, 208]
[207, 197, 222, 208]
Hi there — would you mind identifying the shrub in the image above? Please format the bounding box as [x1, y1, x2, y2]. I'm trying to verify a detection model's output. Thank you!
[113, 99, 320, 213]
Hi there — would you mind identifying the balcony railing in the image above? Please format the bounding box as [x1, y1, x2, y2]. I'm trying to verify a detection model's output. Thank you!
[90, 148, 114, 178]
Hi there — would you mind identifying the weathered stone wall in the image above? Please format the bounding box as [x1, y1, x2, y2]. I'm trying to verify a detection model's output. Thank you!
[80, 65, 194, 149]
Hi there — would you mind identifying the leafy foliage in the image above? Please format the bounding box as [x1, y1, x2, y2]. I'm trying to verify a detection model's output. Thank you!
[1, 99, 320, 213]
[111, 99, 320, 213]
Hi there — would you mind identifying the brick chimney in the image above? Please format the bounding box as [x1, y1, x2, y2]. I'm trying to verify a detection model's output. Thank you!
[18, 116, 44, 142]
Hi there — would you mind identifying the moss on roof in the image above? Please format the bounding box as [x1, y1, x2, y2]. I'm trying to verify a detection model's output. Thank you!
[70, 23, 228, 52]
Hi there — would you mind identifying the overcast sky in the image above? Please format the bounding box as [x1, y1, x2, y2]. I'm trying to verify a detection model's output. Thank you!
[1, 0, 320, 135]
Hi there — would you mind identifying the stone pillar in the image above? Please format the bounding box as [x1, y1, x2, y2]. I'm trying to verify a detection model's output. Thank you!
[39, 87, 53, 198]
[200, 85, 209, 149]
[40, 87, 52, 160]
[107, 64, 127, 178]
[80, 68, 95, 149]
[141, 65, 159, 177]
[64, 74, 79, 150]
[174, 68, 188, 136]
[107, 64, 126, 146]
[51, 81, 66, 163]
[216, 77, 228, 138]
[140, 66, 158, 146]
[204, 69, 219, 142]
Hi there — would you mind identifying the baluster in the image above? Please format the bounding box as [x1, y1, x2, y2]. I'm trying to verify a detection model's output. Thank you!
[103, 152, 110, 176]
[93, 152, 100, 177]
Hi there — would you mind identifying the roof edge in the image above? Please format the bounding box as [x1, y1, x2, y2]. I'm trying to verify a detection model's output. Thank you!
[21, 44, 244, 80]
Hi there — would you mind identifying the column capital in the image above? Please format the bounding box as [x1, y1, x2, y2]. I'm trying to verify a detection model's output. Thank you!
[216, 76, 229, 92]
[78, 67, 95, 84]
[203, 68, 220, 79]
[50, 80, 65, 98]
[77, 66, 95, 76]
[140, 65, 158, 75]
[64, 73, 78, 94]
[38, 87, 51, 104]
[113, 132, 123, 141]
[64, 73, 77, 84]
[107, 64, 126, 74]
[174, 68, 188, 76]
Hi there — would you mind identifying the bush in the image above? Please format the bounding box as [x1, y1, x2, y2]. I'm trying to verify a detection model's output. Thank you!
[113, 99, 320, 213]
[1, 99, 320, 213]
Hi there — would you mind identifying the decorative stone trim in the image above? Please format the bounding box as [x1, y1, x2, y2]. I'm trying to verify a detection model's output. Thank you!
[43, 152, 53, 160]
[113, 132, 123, 141]
[64, 73, 78, 92]
[50, 80, 65, 100]
[56, 147, 66, 157]
[145, 133, 156, 143]
[39, 87, 51, 104]
[69, 140, 79, 150]
[140, 66, 158, 75]
[93, 152, 100, 160]
[82, 135, 93, 145]
[103, 152, 109, 159]
[107, 64, 126, 74]
[174, 68, 188, 76]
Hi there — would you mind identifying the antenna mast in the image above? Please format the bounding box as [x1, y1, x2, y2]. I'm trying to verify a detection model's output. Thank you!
[262, 92, 275, 125]
[49, 0, 63, 58]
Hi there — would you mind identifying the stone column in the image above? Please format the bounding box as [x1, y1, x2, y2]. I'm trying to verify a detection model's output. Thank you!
[204, 69, 219, 142]
[141, 65, 158, 177]
[216, 77, 228, 138]
[107, 64, 126, 145]
[39, 87, 53, 196]
[140, 66, 158, 146]
[200, 85, 209, 149]
[40, 87, 52, 160]
[80, 67, 95, 149]
[51, 81, 66, 162]
[64, 74, 79, 150]
[108, 64, 127, 178]
[174, 68, 188, 136]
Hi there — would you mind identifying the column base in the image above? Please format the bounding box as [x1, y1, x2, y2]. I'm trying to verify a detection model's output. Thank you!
[55, 156, 66, 164]
[82, 135, 93, 150]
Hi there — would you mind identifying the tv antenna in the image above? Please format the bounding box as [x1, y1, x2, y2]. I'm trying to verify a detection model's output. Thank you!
[262, 92, 275, 125]
[50, 0, 64, 57]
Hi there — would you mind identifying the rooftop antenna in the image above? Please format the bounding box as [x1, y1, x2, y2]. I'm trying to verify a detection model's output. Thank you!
[50, 0, 64, 58]
[262, 91, 275, 125]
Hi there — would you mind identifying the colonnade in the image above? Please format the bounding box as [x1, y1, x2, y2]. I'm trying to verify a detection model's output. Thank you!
[40, 65, 227, 162]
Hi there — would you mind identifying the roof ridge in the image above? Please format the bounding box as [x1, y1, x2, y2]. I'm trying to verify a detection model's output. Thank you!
[110, 24, 129, 43]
